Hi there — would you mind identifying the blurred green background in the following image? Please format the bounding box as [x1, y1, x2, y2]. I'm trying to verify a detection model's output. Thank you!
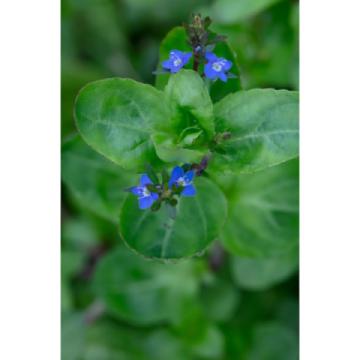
[61, 0, 299, 359]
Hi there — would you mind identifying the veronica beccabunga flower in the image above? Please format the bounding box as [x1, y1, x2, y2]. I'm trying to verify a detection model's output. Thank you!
[130, 174, 159, 210]
[162, 50, 192, 73]
[204, 52, 232, 82]
[169, 166, 196, 197]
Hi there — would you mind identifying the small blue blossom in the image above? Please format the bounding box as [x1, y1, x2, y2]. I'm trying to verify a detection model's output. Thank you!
[169, 166, 196, 197]
[130, 174, 159, 210]
[162, 50, 192, 73]
[204, 52, 232, 82]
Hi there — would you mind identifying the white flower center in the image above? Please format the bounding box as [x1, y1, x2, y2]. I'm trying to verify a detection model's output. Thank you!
[177, 177, 187, 187]
[142, 187, 150, 197]
[173, 57, 182, 66]
[212, 61, 224, 72]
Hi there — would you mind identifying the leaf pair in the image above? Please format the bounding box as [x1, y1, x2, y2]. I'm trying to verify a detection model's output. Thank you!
[75, 71, 216, 171]
[75, 75, 298, 176]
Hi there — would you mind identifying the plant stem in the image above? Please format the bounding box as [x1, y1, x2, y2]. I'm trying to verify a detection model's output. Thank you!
[193, 53, 199, 72]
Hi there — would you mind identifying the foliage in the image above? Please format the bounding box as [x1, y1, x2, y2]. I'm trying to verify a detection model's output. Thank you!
[61, 1, 299, 359]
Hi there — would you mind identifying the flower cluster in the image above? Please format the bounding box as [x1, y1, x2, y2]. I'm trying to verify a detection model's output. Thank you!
[162, 50, 232, 82]
[159, 14, 234, 82]
[130, 166, 196, 210]
[135, 15, 235, 212]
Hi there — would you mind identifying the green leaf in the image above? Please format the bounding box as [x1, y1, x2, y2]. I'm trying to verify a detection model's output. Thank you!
[93, 247, 199, 325]
[152, 70, 214, 163]
[84, 320, 191, 360]
[231, 251, 298, 291]
[207, 0, 282, 24]
[220, 159, 299, 257]
[151, 132, 208, 164]
[164, 70, 215, 137]
[212, 89, 299, 173]
[119, 177, 228, 259]
[170, 296, 225, 359]
[61, 136, 134, 222]
[191, 325, 224, 359]
[247, 322, 298, 360]
[74, 78, 172, 171]
[200, 278, 239, 322]
[155, 27, 241, 102]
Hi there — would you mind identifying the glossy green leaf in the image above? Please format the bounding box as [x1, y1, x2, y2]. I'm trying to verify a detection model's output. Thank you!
[231, 251, 298, 291]
[74, 78, 172, 171]
[62, 136, 134, 222]
[152, 70, 214, 164]
[152, 132, 207, 164]
[93, 247, 199, 325]
[164, 70, 215, 137]
[207, 0, 282, 24]
[155, 27, 241, 102]
[119, 177, 228, 259]
[220, 159, 299, 257]
[213, 89, 299, 173]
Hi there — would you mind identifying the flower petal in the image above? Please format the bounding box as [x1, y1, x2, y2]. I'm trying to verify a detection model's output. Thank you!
[162, 59, 173, 70]
[139, 196, 154, 209]
[169, 166, 184, 187]
[218, 71, 228, 82]
[223, 59, 232, 71]
[184, 170, 195, 183]
[170, 49, 184, 57]
[204, 63, 217, 79]
[151, 193, 159, 201]
[181, 184, 196, 197]
[140, 174, 153, 187]
[130, 186, 144, 197]
[182, 52, 192, 65]
[205, 52, 217, 62]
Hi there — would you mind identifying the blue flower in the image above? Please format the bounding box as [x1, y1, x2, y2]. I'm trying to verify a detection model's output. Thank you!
[130, 174, 159, 210]
[204, 52, 232, 82]
[162, 50, 192, 73]
[169, 166, 196, 197]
